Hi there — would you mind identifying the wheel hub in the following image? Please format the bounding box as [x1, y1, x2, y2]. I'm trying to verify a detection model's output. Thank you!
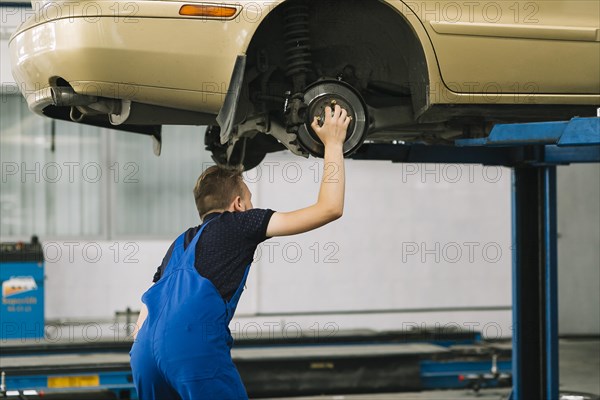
[297, 80, 369, 157]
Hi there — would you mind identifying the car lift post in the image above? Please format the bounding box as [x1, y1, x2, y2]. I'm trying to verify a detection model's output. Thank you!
[351, 117, 600, 400]
[512, 165, 558, 400]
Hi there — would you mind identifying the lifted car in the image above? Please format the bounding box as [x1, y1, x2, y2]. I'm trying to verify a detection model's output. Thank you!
[9, 0, 600, 169]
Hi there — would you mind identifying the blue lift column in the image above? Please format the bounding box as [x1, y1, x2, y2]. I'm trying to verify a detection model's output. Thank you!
[511, 165, 558, 400]
[351, 116, 600, 400]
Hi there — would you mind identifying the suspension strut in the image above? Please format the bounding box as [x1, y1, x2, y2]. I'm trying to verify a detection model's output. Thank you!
[282, 1, 313, 134]
[284, 1, 312, 94]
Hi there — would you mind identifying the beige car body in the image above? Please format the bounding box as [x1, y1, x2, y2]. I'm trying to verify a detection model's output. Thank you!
[8, 0, 600, 162]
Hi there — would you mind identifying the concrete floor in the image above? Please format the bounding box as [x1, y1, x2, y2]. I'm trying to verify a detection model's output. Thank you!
[263, 338, 600, 400]
[560, 339, 600, 396]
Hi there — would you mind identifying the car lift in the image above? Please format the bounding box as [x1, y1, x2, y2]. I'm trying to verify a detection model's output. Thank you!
[352, 116, 600, 400]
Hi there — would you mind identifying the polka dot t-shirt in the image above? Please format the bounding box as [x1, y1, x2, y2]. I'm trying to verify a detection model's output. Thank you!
[152, 209, 275, 301]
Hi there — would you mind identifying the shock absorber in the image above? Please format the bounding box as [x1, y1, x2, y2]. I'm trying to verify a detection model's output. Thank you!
[284, 1, 312, 93]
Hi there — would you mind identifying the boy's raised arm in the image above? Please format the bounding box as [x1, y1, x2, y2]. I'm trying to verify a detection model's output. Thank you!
[266, 105, 350, 237]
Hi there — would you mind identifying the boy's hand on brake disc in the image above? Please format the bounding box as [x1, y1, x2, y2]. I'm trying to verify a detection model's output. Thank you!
[267, 105, 348, 238]
[311, 105, 351, 148]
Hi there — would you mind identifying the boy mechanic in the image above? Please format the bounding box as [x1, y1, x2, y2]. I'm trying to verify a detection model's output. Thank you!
[129, 104, 351, 399]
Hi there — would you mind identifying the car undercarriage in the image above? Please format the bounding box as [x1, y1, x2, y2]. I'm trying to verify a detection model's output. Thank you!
[207, 0, 597, 170]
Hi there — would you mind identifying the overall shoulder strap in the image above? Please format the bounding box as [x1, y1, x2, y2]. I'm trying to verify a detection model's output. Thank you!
[161, 217, 218, 277]
[178, 215, 221, 269]
[159, 232, 187, 278]
[226, 263, 252, 315]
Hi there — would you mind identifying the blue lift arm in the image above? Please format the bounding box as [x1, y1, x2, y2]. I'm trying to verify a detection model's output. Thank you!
[456, 117, 600, 165]
[351, 118, 600, 166]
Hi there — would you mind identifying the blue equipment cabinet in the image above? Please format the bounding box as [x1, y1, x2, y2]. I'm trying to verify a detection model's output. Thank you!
[0, 236, 45, 340]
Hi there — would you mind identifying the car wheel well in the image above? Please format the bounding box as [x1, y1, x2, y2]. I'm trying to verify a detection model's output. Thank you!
[245, 0, 430, 117]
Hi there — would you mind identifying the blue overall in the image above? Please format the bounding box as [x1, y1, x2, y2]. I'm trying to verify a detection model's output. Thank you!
[130, 219, 250, 400]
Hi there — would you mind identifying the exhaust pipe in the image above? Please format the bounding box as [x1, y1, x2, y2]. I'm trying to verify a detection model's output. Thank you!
[50, 87, 98, 107]
[50, 87, 122, 116]
[50, 86, 216, 126]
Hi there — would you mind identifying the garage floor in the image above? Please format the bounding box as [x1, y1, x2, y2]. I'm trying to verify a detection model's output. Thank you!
[263, 338, 600, 400]
[560, 339, 600, 395]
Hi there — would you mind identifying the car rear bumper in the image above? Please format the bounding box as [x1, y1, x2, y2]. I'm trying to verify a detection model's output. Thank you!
[8, 1, 260, 114]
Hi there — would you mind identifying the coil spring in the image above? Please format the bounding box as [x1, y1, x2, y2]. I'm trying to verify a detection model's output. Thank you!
[284, 2, 312, 79]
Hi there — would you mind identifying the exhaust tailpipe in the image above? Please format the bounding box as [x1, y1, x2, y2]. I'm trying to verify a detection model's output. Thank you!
[50, 87, 98, 107]
[50, 87, 122, 119]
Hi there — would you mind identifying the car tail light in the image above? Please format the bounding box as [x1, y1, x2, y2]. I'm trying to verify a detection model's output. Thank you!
[179, 4, 239, 18]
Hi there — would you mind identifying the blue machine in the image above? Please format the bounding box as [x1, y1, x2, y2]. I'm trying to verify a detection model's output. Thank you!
[0, 237, 45, 340]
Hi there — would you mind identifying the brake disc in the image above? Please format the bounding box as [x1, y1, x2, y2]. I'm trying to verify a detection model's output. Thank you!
[297, 80, 369, 157]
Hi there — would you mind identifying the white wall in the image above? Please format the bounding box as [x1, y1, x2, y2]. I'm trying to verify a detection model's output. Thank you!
[557, 164, 600, 336]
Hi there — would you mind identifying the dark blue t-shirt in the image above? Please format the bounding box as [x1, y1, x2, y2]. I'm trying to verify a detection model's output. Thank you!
[153, 209, 275, 301]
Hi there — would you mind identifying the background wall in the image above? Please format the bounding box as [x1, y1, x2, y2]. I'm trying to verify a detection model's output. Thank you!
[1, 6, 598, 338]
[557, 164, 600, 336]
